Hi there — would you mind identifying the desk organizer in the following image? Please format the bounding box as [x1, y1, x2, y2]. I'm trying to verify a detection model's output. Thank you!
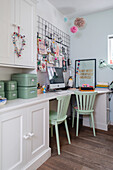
[79, 87, 94, 91]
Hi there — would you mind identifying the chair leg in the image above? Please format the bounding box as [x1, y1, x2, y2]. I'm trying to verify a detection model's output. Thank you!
[89, 115, 92, 128]
[51, 125, 53, 137]
[55, 122, 60, 155]
[76, 112, 79, 136]
[91, 113, 96, 136]
[64, 119, 71, 144]
[72, 108, 75, 128]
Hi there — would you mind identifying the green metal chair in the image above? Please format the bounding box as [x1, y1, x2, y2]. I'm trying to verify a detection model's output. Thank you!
[49, 95, 71, 155]
[72, 91, 97, 136]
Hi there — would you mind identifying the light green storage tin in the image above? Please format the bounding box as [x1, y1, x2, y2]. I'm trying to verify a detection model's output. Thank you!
[0, 81, 4, 92]
[5, 90, 17, 100]
[5, 81, 17, 91]
[12, 74, 37, 87]
[18, 87, 37, 99]
[0, 91, 5, 98]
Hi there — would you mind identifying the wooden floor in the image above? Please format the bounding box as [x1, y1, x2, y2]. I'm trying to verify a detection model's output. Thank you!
[38, 122, 113, 170]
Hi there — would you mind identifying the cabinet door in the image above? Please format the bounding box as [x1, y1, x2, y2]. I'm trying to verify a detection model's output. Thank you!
[0, 109, 27, 170]
[27, 101, 49, 162]
[14, 0, 36, 67]
[0, 0, 15, 65]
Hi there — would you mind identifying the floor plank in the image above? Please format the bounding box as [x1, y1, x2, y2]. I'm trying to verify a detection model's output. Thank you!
[38, 123, 113, 170]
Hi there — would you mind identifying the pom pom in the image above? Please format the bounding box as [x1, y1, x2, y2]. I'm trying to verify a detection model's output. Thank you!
[70, 26, 78, 33]
[74, 18, 85, 28]
[64, 17, 68, 22]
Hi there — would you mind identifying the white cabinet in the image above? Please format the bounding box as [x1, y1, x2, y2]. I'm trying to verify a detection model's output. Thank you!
[0, 0, 14, 65]
[0, 101, 51, 170]
[0, 0, 36, 68]
[14, 0, 36, 67]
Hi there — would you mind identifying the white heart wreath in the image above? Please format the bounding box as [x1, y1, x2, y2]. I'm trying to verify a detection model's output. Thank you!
[12, 32, 26, 57]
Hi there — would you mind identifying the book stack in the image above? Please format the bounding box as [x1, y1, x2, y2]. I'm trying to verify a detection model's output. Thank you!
[96, 82, 109, 88]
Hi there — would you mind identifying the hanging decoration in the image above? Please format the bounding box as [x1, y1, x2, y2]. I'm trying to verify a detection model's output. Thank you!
[74, 17, 85, 28]
[76, 60, 80, 74]
[70, 26, 78, 33]
[64, 17, 68, 22]
[12, 26, 26, 57]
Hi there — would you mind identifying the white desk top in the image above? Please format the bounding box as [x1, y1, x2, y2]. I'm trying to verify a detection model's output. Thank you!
[0, 88, 111, 113]
[95, 88, 111, 94]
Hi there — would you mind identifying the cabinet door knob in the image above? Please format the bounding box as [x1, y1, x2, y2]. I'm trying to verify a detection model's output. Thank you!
[28, 132, 34, 137]
[23, 135, 29, 139]
[12, 24, 17, 27]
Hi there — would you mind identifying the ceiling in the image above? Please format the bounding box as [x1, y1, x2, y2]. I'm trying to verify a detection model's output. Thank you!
[48, 0, 113, 18]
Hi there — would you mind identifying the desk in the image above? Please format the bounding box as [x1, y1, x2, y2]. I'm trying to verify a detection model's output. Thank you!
[0, 88, 111, 169]
[48, 88, 111, 131]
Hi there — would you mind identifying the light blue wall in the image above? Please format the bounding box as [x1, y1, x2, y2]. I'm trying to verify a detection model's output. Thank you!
[70, 8, 113, 83]
[69, 9, 113, 123]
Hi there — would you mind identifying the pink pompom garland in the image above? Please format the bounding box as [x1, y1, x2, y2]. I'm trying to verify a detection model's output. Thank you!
[70, 26, 78, 33]
[74, 18, 85, 28]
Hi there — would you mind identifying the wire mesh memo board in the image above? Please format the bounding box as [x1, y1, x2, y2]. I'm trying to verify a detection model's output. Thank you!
[37, 15, 70, 60]
[75, 59, 96, 88]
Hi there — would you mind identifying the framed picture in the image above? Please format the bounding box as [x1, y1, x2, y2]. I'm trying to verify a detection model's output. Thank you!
[75, 59, 96, 88]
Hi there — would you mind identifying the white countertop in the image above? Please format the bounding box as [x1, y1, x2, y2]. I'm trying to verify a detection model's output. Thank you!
[0, 88, 111, 113]
[95, 88, 111, 94]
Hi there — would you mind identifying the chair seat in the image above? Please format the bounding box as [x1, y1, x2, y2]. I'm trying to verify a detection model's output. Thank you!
[73, 105, 94, 113]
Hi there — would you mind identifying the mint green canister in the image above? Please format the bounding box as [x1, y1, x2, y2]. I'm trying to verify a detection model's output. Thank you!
[5, 91, 17, 100]
[0, 91, 5, 98]
[18, 87, 37, 99]
[0, 81, 4, 92]
[12, 74, 37, 87]
[5, 81, 17, 91]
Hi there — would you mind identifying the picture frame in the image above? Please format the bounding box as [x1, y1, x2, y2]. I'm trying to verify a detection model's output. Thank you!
[75, 59, 96, 88]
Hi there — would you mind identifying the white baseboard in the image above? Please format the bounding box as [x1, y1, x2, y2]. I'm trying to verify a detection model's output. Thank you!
[23, 148, 51, 170]
[109, 122, 113, 125]
[83, 120, 108, 131]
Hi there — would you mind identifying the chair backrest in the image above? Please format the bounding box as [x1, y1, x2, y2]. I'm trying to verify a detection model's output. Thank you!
[75, 91, 97, 111]
[56, 95, 71, 121]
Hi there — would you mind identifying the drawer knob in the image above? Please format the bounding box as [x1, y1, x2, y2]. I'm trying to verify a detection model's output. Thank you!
[23, 135, 29, 139]
[28, 132, 34, 137]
